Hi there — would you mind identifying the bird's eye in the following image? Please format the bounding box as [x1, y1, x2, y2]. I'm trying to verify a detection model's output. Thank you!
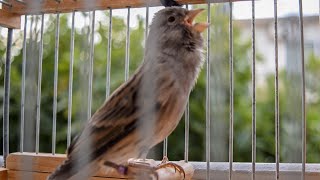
[168, 16, 175, 23]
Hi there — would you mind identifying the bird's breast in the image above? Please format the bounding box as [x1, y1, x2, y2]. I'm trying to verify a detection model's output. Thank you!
[152, 88, 188, 146]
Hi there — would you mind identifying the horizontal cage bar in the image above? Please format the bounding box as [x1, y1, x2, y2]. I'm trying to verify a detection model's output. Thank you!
[2, 0, 252, 15]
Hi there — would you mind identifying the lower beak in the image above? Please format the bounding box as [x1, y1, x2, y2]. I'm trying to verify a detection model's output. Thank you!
[184, 8, 209, 33]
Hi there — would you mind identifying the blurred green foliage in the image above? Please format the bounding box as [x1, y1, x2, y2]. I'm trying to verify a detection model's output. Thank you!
[0, 5, 319, 164]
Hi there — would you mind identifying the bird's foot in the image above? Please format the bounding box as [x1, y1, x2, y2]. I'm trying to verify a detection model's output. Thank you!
[156, 156, 186, 179]
[104, 160, 158, 179]
[104, 161, 129, 175]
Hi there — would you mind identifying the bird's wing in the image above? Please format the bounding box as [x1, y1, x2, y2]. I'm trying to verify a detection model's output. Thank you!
[66, 64, 174, 162]
[66, 71, 142, 158]
[50, 73, 146, 180]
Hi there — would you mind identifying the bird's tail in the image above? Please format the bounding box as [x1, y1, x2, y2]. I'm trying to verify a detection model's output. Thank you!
[47, 158, 73, 180]
[47, 156, 98, 180]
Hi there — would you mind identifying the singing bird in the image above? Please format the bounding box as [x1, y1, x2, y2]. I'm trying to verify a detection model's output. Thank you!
[48, 7, 208, 180]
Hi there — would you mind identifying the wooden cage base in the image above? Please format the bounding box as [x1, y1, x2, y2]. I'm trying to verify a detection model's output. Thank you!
[4, 152, 194, 180]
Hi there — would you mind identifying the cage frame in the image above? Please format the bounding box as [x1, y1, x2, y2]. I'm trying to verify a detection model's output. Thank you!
[0, 0, 249, 29]
[0, 0, 319, 179]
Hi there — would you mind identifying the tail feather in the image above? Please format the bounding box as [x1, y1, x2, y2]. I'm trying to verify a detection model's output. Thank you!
[47, 157, 98, 180]
[47, 159, 76, 180]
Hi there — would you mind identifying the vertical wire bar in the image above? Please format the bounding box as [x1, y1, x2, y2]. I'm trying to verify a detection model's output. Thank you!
[106, 9, 112, 98]
[36, 13, 45, 154]
[3, 28, 13, 167]
[162, 0, 168, 152]
[125, 7, 131, 81]
[184, 102, 190, 162]
[145, 6, 149, 40]
[298, 0, 306, 179]
[87, 10, 95, 120]
[163, 138, 168, 157]
[251, 0, 256, 179]
[20, 15, 28, 153]
[162, 0, 168, 158]
[52, 12, 60, 155]
[184, 3, 190, 163]
[274, 0, 280, 179]
[206, 3, 211, 180]
[67, 11, 76, 147]
[228, 1, 234, 179]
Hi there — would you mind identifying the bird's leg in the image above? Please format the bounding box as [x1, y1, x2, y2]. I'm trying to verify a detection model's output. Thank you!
[103, 161, 129, 175]
[138, 145, 149, 162]
[156, 156, 186, 179]
[103, 160, 159, 179]
[128, 159, 159, 179]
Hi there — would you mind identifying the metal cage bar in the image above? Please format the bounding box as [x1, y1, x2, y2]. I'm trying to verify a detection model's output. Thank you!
[184, 3, 190, 163]
[1, 0, 253, 15]
[274, 0, 280, 179]
[184, 101, 190, 162]
[67, 11, 75, 147]
[87, 10, 96, 120]
[145, 6, 149, 41]
[251, 0, 256, 179]
[36, 13, 45, 154]
[52, 12, 60, 155]
[106, 8, 112, 98]
[298, 0, 306, 179]
[125, 7, 131, 81]
[206, 2, 211, 180]
[3, 28, 13, 166]
[163, 138, 168, 157]
[228, 1, 234, 180]
[20, 15, 28, 153]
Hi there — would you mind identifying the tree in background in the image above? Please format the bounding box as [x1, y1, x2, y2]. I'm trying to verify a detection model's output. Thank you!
[0, 5, 319, 164]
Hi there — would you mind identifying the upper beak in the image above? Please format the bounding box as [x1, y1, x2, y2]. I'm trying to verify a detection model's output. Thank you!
[184, 8, 209, 33]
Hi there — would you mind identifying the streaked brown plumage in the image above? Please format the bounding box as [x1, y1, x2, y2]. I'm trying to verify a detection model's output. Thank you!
[48, 7, 207, 180]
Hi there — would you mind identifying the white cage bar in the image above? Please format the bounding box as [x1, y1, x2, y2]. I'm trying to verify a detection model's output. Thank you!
[228, 1, 234, 180]
[274, 0, 280, 179]
[52, 12, 60, 155]
[251, 0, 256, 179]
[206, 2, 211, 180]
[35, 13, 44, 154]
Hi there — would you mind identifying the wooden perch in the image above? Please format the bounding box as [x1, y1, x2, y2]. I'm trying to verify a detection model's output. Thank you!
[0, 168, 8, 180]
[6, 152, 194, 179]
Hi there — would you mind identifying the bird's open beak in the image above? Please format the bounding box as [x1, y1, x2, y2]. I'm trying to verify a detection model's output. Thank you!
[184, 8, 209, 33]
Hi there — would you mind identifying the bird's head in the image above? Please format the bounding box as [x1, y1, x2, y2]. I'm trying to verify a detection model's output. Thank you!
[148, 7, 208, 51]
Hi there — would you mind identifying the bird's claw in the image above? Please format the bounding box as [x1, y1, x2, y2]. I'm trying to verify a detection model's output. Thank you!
[156, 156, 186, 179]
[104, 157, 186, 180]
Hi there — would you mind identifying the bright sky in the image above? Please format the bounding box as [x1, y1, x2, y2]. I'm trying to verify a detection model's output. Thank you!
[233, 0, 320, 19]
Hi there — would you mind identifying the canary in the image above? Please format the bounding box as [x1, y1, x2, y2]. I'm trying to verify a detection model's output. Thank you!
[48, 7, 208, 180]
